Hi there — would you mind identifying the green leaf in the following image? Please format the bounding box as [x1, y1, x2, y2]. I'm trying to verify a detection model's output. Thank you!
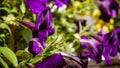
[16, 50, 32, 61]
[0, 34, 5, 38]
[18, 61, 28, 68]
[0, 47, 18, 67]
[0, 57, 8, 68]
[21, 28, 32, 43]
[0, 23, 12, 35]
[29, 55, 43, 64]
[0, 8, 10, 13]
[20, 1, 26, 14]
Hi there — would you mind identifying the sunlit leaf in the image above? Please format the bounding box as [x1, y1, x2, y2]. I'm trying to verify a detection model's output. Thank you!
[0, 23, 12, 35]
[0, 34, 5, 38]
[0, 57, 8, 68]
[0, 8, 9, 13]
[29, 55, 43, 64]
[16, 50, 32, 61]
[20, 1, 26, 14]
[0, 47, 18, 67]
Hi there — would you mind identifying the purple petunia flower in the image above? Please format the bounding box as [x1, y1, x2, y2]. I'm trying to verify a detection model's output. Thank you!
[35, 7, 52, 31]
[54, 0, 68, 7]
[18, 6, 55, 55]
[103, 27, 120, 65]
[80, 35, 103, 63]
[28, 38, 43, 55]
[60, 52, 88, 68]
[34, 53, 67, 68]
[24, 0, 49, 14]
[97, 0, 119, 22]
[33, 7, 54, 48]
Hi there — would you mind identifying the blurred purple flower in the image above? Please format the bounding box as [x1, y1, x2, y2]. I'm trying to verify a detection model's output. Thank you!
[97, 0, 119, 22]
[18, 4, 55, 55]
[34, 53, 67, 68]
[54, 0, 68, 7]
[79, 53, 88, 68]
[80, 35, 103, 63]
[28, 38, 43, 55]
[60, 52, 88, 68]
[32, 8, 54, 49]
[24, 0, 49, 14]
[98, 28, 106, 36]
[35, 7, 52, 31]
[103, 27, 120, 65]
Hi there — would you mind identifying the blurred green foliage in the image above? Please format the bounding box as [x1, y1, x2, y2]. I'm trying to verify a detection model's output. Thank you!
[0, 0, 33, 67]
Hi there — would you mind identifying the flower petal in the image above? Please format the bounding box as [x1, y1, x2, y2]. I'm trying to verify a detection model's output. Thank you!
[28, 38, 42, 55]
[35, 7, 52, 30]
[110, 47, 118, 57]
[24, 0, 47, 14]
[103, 47, 112, 65]
[97, 0, 119, 22]
[34, 53, 67, 68]
[54, 0, 68, 7]
[81, 36, 103, 63]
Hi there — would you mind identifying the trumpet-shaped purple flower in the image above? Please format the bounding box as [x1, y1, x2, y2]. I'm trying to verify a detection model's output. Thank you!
[34, 53, 67, 68]
[103, 27, 120, 65]
[80, 35, 103, 63]
[18, 5, 54, 55]
[54, 0, 68, 7]
[24, 0, 49, 14]
[97, 0, 119, 22]
[33, 8, 54, 49]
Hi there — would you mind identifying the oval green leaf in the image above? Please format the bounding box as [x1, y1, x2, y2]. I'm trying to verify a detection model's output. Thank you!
[0, 47, 18, 67]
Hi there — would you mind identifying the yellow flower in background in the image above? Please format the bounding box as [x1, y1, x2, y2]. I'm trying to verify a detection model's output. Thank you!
[73, 1, 82, 9]
[95, 19, 114, 33]
[110, 18, 114, 24]
[85, 10, 91, 15]
[67, 7, 73, 13]
[67, 1, 83, 14]
[92, 9, 101, 17]
[67, 1, 92, 16]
